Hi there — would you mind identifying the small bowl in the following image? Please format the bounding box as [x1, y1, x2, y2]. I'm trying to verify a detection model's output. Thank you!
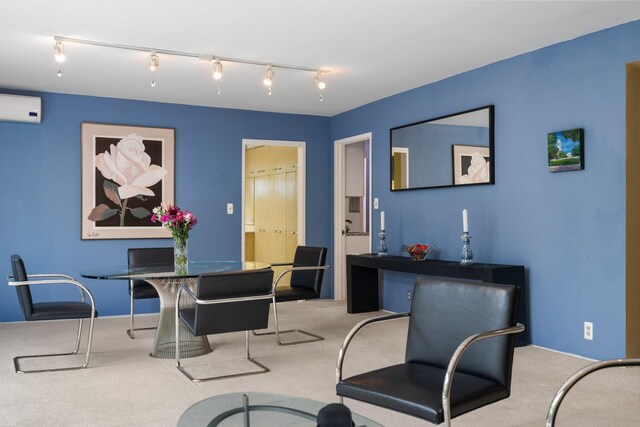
[410, 251, 428, 261]
[401, 244, 431, 261]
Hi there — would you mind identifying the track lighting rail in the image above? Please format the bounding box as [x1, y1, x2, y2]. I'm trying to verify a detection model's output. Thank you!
[53, 36, 329, 74]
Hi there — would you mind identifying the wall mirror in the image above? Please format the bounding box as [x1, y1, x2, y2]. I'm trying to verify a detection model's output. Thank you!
[390, 105, 494, 190]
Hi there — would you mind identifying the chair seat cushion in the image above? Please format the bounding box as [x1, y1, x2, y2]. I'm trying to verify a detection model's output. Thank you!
[180, 302, 271, 337]
[275, 286, 318, 302]
[336, 362, 509, 423]
[132, 282, 158, 299]
[28, 301, 97, 321]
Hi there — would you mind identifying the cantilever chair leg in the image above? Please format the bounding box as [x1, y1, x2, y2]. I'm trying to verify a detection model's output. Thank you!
[253, 297, 324, 345]
[546, 358, 640, 427]
[126, 292, 156, 339]
[14, 315, 96, 374]
[176, 331, 269, 382]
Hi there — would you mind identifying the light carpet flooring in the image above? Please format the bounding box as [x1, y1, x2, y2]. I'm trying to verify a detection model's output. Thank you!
[0, 300, 638, 426]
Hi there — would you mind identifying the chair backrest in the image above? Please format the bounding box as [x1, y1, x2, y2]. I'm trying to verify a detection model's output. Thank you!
[10, 254, 34, 320]
[290, 246, 327, 295]
[191, 268, 274, 336]
[127, 247, 174, 292]
[405, 278, 519, 388]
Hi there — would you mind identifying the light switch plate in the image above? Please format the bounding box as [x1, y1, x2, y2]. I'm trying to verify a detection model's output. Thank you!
[373, 198, 379, 209]
[227, 203, 233, 214]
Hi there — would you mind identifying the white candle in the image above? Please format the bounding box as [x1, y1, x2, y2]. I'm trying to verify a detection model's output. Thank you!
[381, 211, 385, 230]
[463, 209, 469, 233]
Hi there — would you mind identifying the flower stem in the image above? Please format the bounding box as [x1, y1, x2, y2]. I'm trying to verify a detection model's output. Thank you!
[119, 198, 128, 226]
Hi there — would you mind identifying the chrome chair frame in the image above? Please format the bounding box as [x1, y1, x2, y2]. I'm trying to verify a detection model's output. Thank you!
[126, 278, 156, 339]
[336, 312, 524, 427]
[7, 274, 97, 374]
[126, 247, 173, 339]
[546, 358, 640, 427]
[253, 264, 330, 346]
[175, 284, 273, 382]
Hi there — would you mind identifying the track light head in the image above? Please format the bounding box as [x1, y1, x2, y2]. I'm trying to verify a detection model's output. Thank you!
[263, 66, 274, 86]
[314, 73, 326, 90]
[212, 58, 223, 80]
[149, 51, 159, 72]
[53, 41, 66, 63]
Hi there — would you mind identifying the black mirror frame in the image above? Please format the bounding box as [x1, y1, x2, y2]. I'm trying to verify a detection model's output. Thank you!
[390, 105, 495, 191]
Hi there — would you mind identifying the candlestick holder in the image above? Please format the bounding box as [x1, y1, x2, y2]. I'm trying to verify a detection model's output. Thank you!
[460, 232, 474, 265]
[377, 230, 388, 256]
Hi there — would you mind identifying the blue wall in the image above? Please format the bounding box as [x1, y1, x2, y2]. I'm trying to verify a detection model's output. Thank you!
[0, 92, 331, 321]
[2, 20, 639, 360]
[331, 20, 640, 360]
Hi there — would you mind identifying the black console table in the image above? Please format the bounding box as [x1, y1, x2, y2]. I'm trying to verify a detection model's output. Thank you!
[347, 254, 528, 345]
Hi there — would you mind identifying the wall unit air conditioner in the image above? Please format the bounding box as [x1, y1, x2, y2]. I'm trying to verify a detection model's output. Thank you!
[0, 94, 41, 123]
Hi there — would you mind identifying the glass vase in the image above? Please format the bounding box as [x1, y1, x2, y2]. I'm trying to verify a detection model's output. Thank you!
[174, 236, 188, 273]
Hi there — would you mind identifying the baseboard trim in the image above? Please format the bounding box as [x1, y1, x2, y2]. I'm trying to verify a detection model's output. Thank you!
[530, 344, 597, 362]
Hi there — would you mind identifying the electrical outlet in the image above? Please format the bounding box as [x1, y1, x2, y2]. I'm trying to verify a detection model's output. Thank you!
[407, 291, 412, 301]
[584, 321, 593, 340]
[374, 198, 379, 209]
[227, 203, 233, 214]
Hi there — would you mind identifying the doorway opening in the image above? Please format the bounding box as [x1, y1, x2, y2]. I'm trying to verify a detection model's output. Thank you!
[333, 133, 372, 301]
[242, 139, 306, 286]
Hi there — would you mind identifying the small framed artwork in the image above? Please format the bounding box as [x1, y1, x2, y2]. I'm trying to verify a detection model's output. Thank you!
[81, 122, 175, 239]
[452, 145, 491, 185]
[548, 128, 584, 172]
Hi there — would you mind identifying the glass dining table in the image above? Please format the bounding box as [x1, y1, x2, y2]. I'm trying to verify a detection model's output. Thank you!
[81, 261, 271, 359]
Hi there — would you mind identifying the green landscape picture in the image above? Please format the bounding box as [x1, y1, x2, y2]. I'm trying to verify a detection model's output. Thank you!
[548, 128, 584, 172]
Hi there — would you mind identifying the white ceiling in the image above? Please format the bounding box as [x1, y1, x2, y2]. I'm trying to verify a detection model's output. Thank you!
[1, 1, 639, 117]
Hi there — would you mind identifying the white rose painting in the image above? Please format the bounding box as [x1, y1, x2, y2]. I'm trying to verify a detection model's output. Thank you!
[90, 133, 167, 226]
[452, 145, 492, 186]
[457, 152, 490, 184]
[96, 134, 167, 199]
[81, 123, 175, 239]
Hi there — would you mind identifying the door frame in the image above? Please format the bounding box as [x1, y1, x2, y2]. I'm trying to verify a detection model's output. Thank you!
[241, 139, 306, 261]
[626, 62, 640, 357]
[333, 132, 372, 301]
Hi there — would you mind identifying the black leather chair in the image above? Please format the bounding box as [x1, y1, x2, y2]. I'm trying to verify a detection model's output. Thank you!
[254, 246, 329, 345]
[546, 358, 640, 426]
[317, 403, 355, 427]
[175, 268, 274, 382]
[336, 278, 524, 426]
[127, 247, 173, 338]
[7, 254, 98, 374]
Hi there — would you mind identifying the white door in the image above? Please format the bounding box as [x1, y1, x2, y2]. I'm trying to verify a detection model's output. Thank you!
[333, 133, 372, 301]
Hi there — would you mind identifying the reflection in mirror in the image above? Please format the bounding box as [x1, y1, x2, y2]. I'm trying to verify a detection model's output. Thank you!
[391, 147, 409, 189]
[390, 105, 494, 190]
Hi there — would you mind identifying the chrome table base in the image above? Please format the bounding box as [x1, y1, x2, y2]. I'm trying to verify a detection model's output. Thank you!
[147, 277, 212, 359]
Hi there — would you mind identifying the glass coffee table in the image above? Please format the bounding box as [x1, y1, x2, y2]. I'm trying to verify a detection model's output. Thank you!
[177, 392, 382, 426]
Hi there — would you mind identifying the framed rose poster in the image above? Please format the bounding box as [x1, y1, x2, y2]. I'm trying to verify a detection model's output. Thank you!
[81, 123, 175, 239]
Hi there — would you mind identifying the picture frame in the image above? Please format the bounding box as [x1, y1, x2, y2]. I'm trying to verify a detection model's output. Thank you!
[452, 145, 491, 185]
[548, 128, 584, 172]
[81, 122, 175, 239]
